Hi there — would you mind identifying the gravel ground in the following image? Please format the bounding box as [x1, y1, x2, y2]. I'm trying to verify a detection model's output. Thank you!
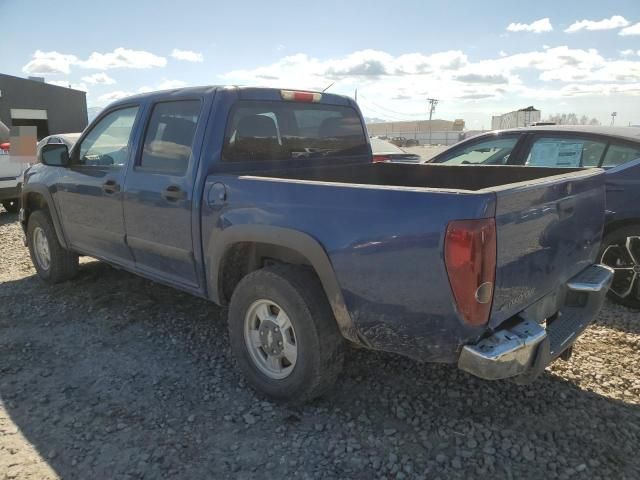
[1, 207, 639, 480]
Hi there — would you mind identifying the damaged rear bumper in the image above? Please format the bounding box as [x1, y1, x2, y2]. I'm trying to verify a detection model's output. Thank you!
[458, 264, 613, 382]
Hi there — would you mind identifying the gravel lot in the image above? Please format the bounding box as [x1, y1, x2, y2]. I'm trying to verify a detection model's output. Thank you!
[1, 207, 639, 480]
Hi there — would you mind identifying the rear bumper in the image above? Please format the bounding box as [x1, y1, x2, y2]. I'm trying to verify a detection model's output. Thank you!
[458, 264, 613, 382]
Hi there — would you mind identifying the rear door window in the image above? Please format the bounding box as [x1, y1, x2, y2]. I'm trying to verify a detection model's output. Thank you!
[139, 100, 201, 174]
[602, 143, 640, 168]
[222, 101, 367, 162]
[525, 136, 606, 167]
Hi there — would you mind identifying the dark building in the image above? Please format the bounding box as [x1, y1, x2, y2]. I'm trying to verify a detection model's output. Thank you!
[0, 73, 88, 142]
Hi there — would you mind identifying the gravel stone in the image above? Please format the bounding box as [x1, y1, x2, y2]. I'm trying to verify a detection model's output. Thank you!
[0, 209, 639, 479]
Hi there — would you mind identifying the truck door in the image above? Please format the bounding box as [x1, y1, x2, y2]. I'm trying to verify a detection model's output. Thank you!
[122, 99, 203, 289]
[55, 106, 140, 265]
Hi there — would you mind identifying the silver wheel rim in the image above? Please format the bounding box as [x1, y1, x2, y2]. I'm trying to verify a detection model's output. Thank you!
[33, 226, 51, 271]
[600, 236, 640, 300]
[243, 299, 297, 380]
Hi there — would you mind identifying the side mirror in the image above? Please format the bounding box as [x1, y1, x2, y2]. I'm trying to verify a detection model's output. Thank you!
[40, 143, 70, 167]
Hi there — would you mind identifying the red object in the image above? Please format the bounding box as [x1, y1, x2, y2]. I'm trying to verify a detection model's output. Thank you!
[0, 142, 9, 151]
[280, 90, 322, 103]
[372, 155, 391, 163]
[444, 218, 497, 326]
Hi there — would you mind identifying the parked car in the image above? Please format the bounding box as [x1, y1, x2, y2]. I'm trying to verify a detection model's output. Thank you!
[36, 133, 82, 155]
[370, 137, 421, 163]
[428, 125, 640, 309]
[390, 136, 408, 147]
[22, 87, 612, 403]
[0, 152, 29, 213]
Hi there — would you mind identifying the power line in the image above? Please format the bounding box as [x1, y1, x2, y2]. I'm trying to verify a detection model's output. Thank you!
[357, 94, 426, 118]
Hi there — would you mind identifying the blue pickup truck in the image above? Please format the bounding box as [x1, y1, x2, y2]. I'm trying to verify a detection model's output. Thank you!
[21, 86, 613, 402]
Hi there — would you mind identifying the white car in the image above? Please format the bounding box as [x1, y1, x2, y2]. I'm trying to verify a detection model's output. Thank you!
[0, 153, 27, 213]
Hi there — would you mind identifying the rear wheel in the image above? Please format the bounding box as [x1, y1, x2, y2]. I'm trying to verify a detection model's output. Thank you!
[2, 199, 20, 214]
[27, 210, 79, 283]
[599, 225, 640, 310]
[228, 265, 345, 403]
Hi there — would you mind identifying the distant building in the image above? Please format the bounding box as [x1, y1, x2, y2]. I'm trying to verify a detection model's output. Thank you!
[0, 73, 88, 142]
[365, 118, 466, 145]
[491, 106, 541, 130]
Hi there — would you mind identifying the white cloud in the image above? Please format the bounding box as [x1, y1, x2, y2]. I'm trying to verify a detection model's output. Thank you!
[22, 50, 79, 75]
[22, 48, 166, 76]
[81, 73, 116, 85]
[620, 22, 640, 36]
[170, 49, 203, 63]
[47, 80, 88, 92]
[97, 80, 189, 105]
[218, 46, 640, 121]
[97, 90, 134, 103]
[137, 79, 188, 93]
[620, 49, 636, 56]
[82, 48, 166, 69]
[565, 15, 629, 33]
[506, 18, 553, 33]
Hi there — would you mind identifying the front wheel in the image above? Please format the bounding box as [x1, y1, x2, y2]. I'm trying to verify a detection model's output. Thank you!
[227, 265, 345, 404]
[599, 226, 640, 310]
[27, 210, 79, 283]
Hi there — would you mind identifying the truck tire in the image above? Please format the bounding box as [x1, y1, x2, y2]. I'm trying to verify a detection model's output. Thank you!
[599, 225, 640, 310]
[2, 199, 20, 214]
[228, 265, 345, 403]
[27, 210, 79, 283]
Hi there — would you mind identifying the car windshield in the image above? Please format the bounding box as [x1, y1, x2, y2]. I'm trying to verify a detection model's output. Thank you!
[436, 137, 518, 165]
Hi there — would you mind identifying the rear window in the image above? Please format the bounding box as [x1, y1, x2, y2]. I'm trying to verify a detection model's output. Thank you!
[222, 101, 367, 162]
[602, 143, 640, 168]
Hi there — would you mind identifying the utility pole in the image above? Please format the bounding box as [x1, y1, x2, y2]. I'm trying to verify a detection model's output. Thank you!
[610, 112, 617, 126]
[427, 97, 439, 145]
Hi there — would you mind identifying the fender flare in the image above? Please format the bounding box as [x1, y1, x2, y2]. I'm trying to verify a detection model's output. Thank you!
[207, 224, 359, 342]
[21, 184, 69, 248]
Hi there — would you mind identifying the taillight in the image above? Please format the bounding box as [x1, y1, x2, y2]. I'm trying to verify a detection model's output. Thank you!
[372, 155, 391, 163]
[444, 218, 497, 326]
[280, 90, 322, 102]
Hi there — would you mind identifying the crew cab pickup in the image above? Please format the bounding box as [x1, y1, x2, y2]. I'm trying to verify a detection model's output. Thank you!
[21, 87, 613, 403]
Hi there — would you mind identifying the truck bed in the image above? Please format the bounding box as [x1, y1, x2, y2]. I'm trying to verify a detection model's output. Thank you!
[209, 162, 605, 360]
[247, 163, 586, 191]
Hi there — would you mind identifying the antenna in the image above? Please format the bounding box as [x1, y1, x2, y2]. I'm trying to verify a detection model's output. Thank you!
[322, 82, 335, 92]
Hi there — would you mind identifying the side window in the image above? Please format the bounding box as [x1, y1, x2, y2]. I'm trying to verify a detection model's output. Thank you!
[436, 136, 519, 165]
[602, 143, 640, 168]
[139, 100, 201, 174]
[525, 137, 606, 167]
[77, 107, 139, 167]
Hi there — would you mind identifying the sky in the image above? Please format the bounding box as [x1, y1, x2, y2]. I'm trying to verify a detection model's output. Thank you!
[1, 0, 640, 128]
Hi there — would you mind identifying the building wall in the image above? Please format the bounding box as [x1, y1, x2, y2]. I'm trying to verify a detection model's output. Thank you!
[0, 73, 88, 141]
[366, 119, 458, 136]
[491, 109, 541, 130]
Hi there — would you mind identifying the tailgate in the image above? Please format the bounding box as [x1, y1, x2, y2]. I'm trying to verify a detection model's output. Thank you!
[488, 169, 605, 327]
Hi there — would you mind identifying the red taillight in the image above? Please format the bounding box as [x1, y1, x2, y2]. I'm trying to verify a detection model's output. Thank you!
[444, 218, 497, 326]
[280, 90, 322, 102]
[372, 155, 391, 163]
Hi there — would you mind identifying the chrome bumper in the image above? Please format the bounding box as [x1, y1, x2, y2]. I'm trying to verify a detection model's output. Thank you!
[458, 264, 613, 382]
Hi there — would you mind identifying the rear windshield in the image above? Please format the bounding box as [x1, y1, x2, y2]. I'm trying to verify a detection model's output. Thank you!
[222, 101, 368, 162]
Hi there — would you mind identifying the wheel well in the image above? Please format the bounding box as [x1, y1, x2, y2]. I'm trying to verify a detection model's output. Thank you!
[218, 242, 313, 304]
[604, 218, 640, 238]
[24, 192, 48, 213]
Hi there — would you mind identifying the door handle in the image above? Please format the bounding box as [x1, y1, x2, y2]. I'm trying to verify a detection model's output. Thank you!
[102, 180, 120, 194]
[162, 185, 187, 202]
